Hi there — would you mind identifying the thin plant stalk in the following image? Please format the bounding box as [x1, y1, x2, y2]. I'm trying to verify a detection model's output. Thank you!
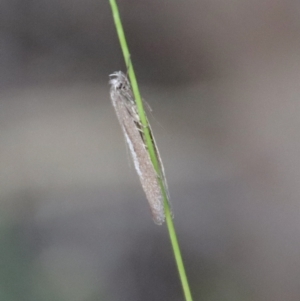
[108, 1, 193, 301]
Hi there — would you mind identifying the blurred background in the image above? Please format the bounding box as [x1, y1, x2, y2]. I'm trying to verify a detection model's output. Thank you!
[1, 0, 300, 300]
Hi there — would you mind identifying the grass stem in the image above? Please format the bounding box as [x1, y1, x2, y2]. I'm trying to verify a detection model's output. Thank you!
[109, 1, 193, 300]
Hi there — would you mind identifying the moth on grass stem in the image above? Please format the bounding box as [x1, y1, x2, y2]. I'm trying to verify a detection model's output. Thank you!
[109, 71, 170, 225]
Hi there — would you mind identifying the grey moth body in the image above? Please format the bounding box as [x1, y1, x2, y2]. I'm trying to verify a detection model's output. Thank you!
[109, 71, 168, 225]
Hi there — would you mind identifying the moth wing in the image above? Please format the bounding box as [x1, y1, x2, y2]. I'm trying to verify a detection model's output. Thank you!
[110, 88, 165, 224]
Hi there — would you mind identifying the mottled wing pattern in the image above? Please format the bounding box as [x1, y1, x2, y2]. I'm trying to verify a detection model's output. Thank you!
[109, 71, 167, 224]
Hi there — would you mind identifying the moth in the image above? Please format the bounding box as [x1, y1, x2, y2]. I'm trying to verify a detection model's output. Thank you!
[109, 71, 170, 225]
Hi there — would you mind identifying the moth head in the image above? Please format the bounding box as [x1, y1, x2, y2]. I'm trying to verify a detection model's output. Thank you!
[109, 71, 131, 91]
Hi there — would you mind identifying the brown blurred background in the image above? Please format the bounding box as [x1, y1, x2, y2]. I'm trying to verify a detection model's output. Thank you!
[1, 0, 300, 300]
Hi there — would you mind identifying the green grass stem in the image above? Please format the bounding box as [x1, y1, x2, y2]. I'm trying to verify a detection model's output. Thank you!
[109, 1, 193, 300]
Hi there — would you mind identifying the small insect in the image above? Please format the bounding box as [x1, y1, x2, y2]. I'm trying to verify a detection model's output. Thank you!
[109, 71, 170, 225]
